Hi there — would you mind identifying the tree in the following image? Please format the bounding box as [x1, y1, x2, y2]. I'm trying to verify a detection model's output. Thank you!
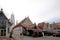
[34, 23, 37, 29]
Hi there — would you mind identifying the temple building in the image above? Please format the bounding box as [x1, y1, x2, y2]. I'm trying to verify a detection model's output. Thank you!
[0, 8, 12, 37]
[11, 17, 34, 40]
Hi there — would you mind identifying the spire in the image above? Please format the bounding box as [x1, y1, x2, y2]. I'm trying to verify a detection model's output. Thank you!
[16, 20, 18, 24]
[10, 12, 15, 25]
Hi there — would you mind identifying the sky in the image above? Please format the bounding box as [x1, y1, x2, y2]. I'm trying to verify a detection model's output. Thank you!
[0, 0, 60, 24]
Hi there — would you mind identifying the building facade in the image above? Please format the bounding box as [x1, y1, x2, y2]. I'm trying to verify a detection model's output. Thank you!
[38, 22, 60, 33]
[11, 17, 34, 40]
[0, 8, 12, 37]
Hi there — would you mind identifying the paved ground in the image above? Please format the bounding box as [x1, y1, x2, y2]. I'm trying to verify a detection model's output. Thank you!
[21, 36, 60, 40]
[1, 36, 60, 40]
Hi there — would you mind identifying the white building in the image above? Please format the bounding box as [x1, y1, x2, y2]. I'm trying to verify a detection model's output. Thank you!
[0, 8, 12, 37]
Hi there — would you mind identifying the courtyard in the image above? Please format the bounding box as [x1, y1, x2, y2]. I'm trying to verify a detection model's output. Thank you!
[22, 36, 60, 40]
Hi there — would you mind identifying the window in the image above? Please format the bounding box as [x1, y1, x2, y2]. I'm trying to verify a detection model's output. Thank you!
[0, 17, 6, 28]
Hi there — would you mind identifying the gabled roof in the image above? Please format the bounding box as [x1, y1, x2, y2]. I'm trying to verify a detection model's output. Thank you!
[0, 8, 12, 25]
[11, 17, 33, 31]
[0, 8, 8, 20]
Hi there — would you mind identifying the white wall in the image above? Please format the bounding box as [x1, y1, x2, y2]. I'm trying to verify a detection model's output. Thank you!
[12, 26, 23, 40]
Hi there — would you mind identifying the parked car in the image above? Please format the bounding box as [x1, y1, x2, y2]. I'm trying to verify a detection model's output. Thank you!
[44, 31, 54, 36]
[53, 33, 60, 37]
[32, 31, 43, 37]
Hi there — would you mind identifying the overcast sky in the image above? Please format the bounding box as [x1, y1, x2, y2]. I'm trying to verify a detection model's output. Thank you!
[0, 0, 60, 24]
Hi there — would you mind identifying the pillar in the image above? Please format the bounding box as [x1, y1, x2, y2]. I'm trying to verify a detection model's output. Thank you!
[42, 32, 44, 37]
[6, 27, 9, 37]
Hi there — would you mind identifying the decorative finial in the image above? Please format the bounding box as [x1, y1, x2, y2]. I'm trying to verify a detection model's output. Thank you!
[1, 8, 3, 11]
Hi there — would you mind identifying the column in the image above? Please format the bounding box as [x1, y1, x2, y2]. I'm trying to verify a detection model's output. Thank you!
[6, 27, 9, 37]
[43, 23, 46, 37]
[48, 24, 50, 30]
